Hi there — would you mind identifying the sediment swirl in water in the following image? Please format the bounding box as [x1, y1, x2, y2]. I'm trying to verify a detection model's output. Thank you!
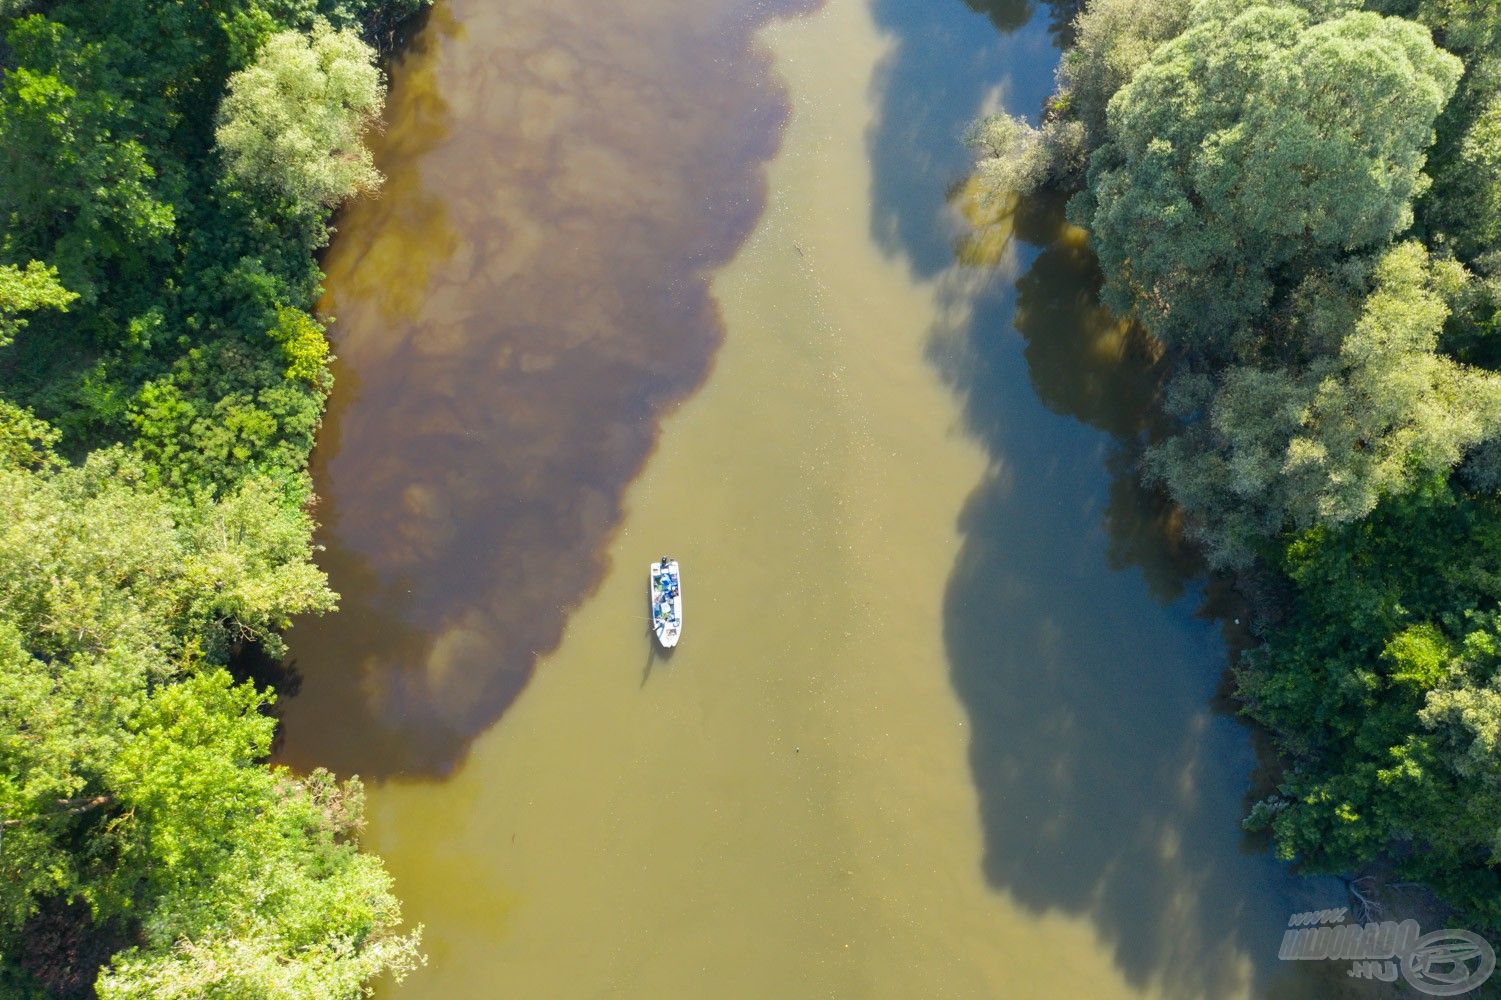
[277, 0, 815, 778]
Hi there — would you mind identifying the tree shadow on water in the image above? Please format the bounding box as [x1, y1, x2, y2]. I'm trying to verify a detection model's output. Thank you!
[275, 0, 819, 781]
[962, 0, 1083, 41]
[932, 185, 1352, 998]
[863, 0, 1351, 987]
[1006, 191, 1205, 606]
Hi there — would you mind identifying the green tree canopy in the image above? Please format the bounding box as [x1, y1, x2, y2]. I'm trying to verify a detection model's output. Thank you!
[0, 0, 424, 989]
[0, 452, 423, 994]
[215, 19, 385, 210]
[93, 675, 423, 1000]
[0, 18, 176, 313]
[1056, 0, 1195, 146]
[0, 261, 75, 348]
[1239, 486, 1501, 926]
[1075, 4, 1462, 353]
[1147, 244, 1501, 567]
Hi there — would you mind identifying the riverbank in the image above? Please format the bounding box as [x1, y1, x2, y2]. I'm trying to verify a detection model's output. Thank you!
[0, 1, 425, 992]
[965, 0, 1501, 935]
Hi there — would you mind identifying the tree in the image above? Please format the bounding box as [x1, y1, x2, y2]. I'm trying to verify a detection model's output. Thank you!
[0, 261, 76, 348]
[1073, 4, 1462, 352]
[963, 112, 1084, 202]
[972, 0, 1501, 936]
[0, 402, 61, 471]
[0, 452, 417, 992]
[0, 0, 423, 989]
[215, 19, 385, 210]
[1146, 244, 1501, 567]
[0, 450, 335, 927]
[1421, 53, 1501, 261]
[0, 18, 176, 310]
[129, 338, 328, 497]
[93, 674, 423, 1000]
[1380, 0, 1501, 53]
[1054, 0, 1195, 146]
[1234, 486, 1501, 924]
[1236, 490, 1501, 927]
[268, 306, 333, 388]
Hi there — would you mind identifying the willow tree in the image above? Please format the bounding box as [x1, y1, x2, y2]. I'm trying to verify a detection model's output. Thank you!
[1055, 0, 1196, 146]
[1146, 244, 1501, 567]
[1073, 4, 1462, 354]
[216, 18, 386, 211]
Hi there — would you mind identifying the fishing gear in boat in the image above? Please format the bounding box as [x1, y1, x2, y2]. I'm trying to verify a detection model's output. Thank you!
[649, 557, 682, 648]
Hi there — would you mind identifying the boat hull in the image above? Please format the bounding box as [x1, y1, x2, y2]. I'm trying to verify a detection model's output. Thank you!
[650, 560, 682, 648]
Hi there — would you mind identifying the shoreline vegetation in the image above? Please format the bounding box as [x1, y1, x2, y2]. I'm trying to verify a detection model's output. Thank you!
[968, 0, 1501, 929]
[0, 0, 428, 995]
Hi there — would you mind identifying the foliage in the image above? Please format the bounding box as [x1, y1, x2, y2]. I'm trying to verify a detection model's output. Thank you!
[0, 0, 425, 990]
[1238, 486, 1501, 925]
[270, 306, 334, 388]
[964, 112, 1084, 201]
[1381, 0, 1501, 53]
[129, 339, 327, 497]
[0, 315, 398, 998]
[1074, 4, 1460, 352]
[93, 675, 422, 1000]
[1054, 0, 1195, 145]
[0, 453, 329, 935]
[216, 19, 385, 211]
[0, 401, 61, 472]
[1147, 243, 1501, 567]
[0, 262, 76, 349]
[0, 17, 176, 322]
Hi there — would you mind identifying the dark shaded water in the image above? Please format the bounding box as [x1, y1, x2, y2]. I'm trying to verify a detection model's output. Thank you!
[862, 2, 1356, 995]
[938, 196, 1350, 998]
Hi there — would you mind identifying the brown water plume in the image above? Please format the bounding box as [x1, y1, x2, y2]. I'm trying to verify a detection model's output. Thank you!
[276, 0, 816, 778]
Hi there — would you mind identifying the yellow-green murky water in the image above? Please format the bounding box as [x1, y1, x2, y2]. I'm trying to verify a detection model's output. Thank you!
[359, 2, 1142, 993]
[284, 0, 1352, 995]
[362, 2, 1137, 993]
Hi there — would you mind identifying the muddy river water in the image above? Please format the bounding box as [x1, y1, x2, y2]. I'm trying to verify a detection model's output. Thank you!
[280, 0, 1349, 994]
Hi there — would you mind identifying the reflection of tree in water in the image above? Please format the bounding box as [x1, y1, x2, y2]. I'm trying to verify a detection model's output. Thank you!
[1011, 194, 1159, 439]
[1010, 191, 1205, 603]
[935, 193, 1347, 994]
[327, 3, 463, 326]
[860, 0, 1351, 990]
[982, 127, 1411, 1000]
[269, 7, 465, 774]
[962, 0, 1084, 43]
[953, 183, 1201, 601]
[960, 0, 1031, 33]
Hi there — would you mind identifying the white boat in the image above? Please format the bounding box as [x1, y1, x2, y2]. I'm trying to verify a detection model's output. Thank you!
[650, 558, 682, 648]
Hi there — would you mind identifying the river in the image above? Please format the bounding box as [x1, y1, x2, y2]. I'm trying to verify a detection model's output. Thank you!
[280, 0, 1353, 995]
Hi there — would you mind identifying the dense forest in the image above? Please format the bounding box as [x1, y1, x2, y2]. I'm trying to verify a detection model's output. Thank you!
[970, 0, 1501, 928]
[0, 0, 425, 995]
